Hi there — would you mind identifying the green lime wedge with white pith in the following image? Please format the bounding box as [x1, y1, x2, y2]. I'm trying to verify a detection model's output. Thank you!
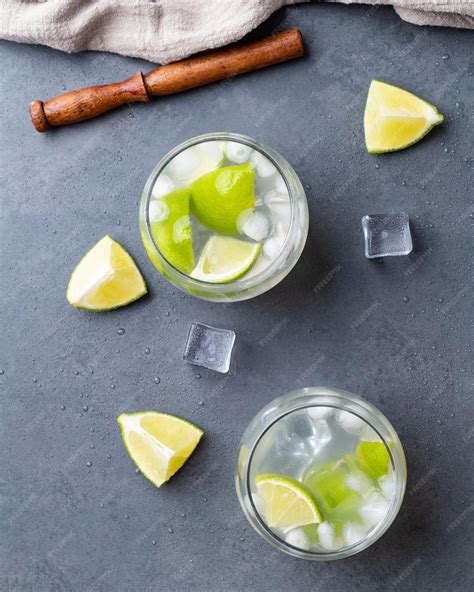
[190, 163, 255, 235]
[355, 441, 390, 481]
[117, 411, 204, 488]
[66, 235, 147, 311]
[255, 474, 322, 530]
[190, 236, 261, 283]
[364, 80, 444, 153]
[149, 188, 195, 274]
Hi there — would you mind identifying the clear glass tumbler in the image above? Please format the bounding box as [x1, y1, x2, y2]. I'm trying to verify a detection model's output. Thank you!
[235, 387, 407, 560]
[139, 132, 308, 302]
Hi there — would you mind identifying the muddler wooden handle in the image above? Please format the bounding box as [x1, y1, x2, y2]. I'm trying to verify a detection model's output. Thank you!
[29, 28, 304, 132]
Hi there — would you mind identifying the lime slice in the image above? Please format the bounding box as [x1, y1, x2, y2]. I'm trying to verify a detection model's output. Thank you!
[117, 411, 204, 488]
[355, 441, 390, 481]
[149, 189, 195, 274]
[255, 474, 322, 530]
[364, 80, 444, 153]
[66, 235, 147, 311]
[304, 458, 361, 513]
[190, 236, 261, 283]
[190, 163, 255, 235]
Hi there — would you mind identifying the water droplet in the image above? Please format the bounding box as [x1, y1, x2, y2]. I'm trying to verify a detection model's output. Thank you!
[110, 384, 115, 389]
[154, 376, 161, 384]
[144, 348, 150, 355]
[199, 400, 204, 406]
[403, 296, 409, 303]
[180, 513, 186, 518]
[33, 377, 38, 383]
[117, 328, 125, 335]
[0, 369, 4, 375]
[135, 468, 140, 474]
[86, 461, 92, 467]
[107, 454, 112, 459]
[203, 497, 208, 502]
[83, 406, 89, 412]
[125, 514, 129, 519]
[168, 528, 173, 534]
[165, 311, 170, 317]
[116, 219, 121, 226]
[305, 184, 311, 190]
[441, 54, 450, 60]
[195, 374, 201, 380]
[152, 540, 157, 545]
[74, 370, 79, 376]
[60, 405, 66, 411]
[90, 444, 95, 449]
[375, 164, 380, 169]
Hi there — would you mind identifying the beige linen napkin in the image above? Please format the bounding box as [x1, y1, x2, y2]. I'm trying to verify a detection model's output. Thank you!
[0, 1, 472, 65]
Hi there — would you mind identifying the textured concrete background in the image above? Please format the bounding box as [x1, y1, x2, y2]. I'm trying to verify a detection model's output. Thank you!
[1, 4, 473, 591]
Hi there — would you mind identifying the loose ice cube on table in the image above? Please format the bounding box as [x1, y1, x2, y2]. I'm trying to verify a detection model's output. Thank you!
[237, 210, 271, 242]
[361, 213, 413, 259]
[183, 323, 235, 373]
[224, 141, 252, 164]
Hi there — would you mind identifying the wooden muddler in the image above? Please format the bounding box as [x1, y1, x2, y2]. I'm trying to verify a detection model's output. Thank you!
[29, 28, 304, 132]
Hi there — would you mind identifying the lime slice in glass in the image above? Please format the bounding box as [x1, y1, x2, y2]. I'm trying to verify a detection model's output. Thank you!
[364, 80, 443, 153]
[66, 235, 147, 311]
[190, 236, 261, 283]
[117, 411, 204, 488]
[190, 163, 255, 235]
[255, 473, 322, 530]
[149, 188, 195, 274]
[355, 441, 390, 481]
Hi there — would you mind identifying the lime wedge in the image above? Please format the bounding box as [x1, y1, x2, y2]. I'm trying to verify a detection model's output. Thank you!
[255, 474, 322, 530]
[190, 236, 261, 283]
[304, 458, 361, 513]
[117, 411, 204, 488]
[355, 441, 390, 481]
[190, 163, 255, 235]
[364, 80, 444, 153]
[66, 235, 147, 311]
[149, 189, 195, 274]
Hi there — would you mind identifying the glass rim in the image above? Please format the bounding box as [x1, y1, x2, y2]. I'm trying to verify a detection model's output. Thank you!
[238, 387, 407, 560]
[139, 132, 305, 293]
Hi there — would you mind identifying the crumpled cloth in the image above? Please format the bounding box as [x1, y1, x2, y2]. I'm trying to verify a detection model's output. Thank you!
[0, 1, 473, 64]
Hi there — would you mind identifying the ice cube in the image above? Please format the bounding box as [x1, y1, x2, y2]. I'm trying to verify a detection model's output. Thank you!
[183, 323, 235, 373]
[237, 210, 271, 242]
[360, 425, 381, 442]
[345, 471, 373, 495]
[272, 411, 331, 479]
[361, 213, 413, 259]
[152, 174, 175, 199]
[264, 190, 291, 232]
[336, 410, 366, 435]
[167, 142, 223, 184]
[342, 522, 369, 547]
[275, 174, 289, 196]
[285, 528, 310, 550]
[359, 492, 391, 527]
[167, 149, 200, 182]
[225, 141, 252, 164]
[317, 522, 342, 551]
[379, 473, 396, 500]
[307, 406, 334, 421]
[149, 199, 169, 223]
[250, 150, 277, 177]
[263, 236, 285, 260]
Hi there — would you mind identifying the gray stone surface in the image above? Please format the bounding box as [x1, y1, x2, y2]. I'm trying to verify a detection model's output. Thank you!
[1, 4, 473, 591]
